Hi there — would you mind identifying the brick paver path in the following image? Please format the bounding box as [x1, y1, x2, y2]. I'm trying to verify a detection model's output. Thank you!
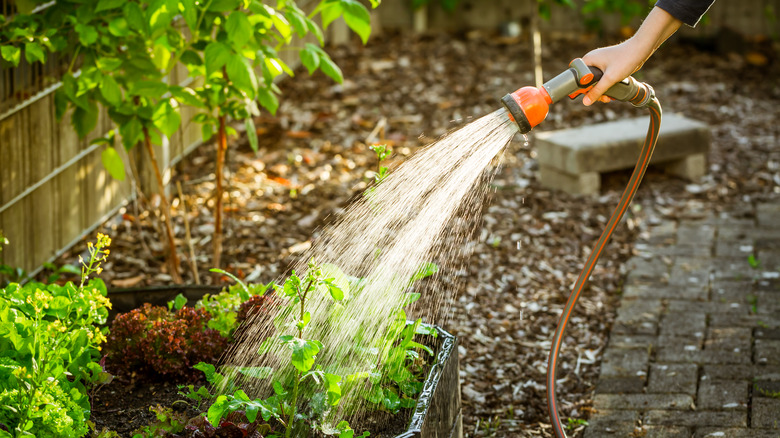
[584, 201, 780, 437]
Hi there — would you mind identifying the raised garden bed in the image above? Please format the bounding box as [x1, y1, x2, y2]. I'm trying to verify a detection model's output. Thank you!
[93, 285, 462, 438]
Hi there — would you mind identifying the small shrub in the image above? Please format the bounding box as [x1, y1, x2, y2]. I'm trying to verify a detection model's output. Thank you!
[105, 304, 229, 380]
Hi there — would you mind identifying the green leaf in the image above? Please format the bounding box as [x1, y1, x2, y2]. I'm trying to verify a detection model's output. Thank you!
[207, 0, 240, 12]
[341, 0, 371, 44]
[226, 56, 257, 98]
[101, 146, 126, 180]
[245, 118, 258, 152]
[318, 52, 343, 84]
[120, 118, 143, 150]
[169, 86, 203, 108]
[75, 23, 98, 46]
[286, 8, 307, 38]
[325, 373, 342, 406]
[271, 12, 291, 41]
[13, 0, 36, 14]
[96, 0, 124, 12]
[100, 75, 122, 106]
[257, 87, 279, 115]
[130, 81, 168, 98]
[124, 2, 147, 34]
[152, 43, 171, 70]
[300, 45, 320, 75]
[320, 2, 342, 29]
[173, 293, 187, 310]
[23, 42, 44, 64]
[1, 46, 21, 66]
[305, 16, 325, 45]
[109, 17, 130, 37]
[72, 101, 99, 138]
[153, 100, 181, 137]
[96, 57, 123, 71]
[207, 395, 228, 427]
[226, 12, 253, 48]
[290, 338, 321, 373]
[410, 262, 438, 283]
[204, 42, 232, 77]
[180, 0, 198, 32]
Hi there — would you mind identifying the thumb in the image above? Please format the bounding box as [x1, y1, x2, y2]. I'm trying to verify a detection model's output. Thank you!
[583, 78, 613, 106]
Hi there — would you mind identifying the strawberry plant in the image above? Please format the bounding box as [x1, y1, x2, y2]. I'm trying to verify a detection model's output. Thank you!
[0, 234, 113, 438]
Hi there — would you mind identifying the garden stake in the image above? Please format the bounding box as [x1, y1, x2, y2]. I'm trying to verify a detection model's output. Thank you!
[501, 58, 662, 438]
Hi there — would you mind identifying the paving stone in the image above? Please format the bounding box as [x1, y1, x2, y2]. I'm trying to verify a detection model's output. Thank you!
[751, 397, 780, 429]
[600, 348, 649, 378]
[594, 394, 693, 410]
[709, 313, 780, 329]
[659, 312, 706, 338]
[647, 363, 698, 395]
[704, 327, 752, 355]
[658, 335, 703, 350]
[755, 328, 780, 340]
[583, 410, 639, 437]
[715, 240, 754, 258]
[711, 257, 756, 281]
[613, 298, 663, 335]
[717, 226, 753, 241]
[623, 284, 708, 301]
[645, 410, 746, 427]
[753, 291, 780, 315]
[757, 203, 780, 227]
[670, 261, 711, 287]
[697, 380, 748, 410]
[608, 334, 657, 350]
[655, 342, 751, 364]
[711, 280, 753, 303]
[702, 364, 780, 381]
[754, 339, 780, 365]
[678, 223, 716, 246]
[667, 300, 745, 315]
[753, 380, 780, 398]
[695, 428, 780, 437]
[642, 426, 693, 438]
[626, 256, 672, 281]
[755, 278, 780, 292]
[596, 377, 646, 394]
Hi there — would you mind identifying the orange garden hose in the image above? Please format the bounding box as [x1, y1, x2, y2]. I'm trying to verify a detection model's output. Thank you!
[501, 59, 662, 437]
[546, 97, 661, 438]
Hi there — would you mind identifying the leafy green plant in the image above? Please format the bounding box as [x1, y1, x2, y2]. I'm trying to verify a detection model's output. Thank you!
[131, 405, 188, 438]
[580, 0, 655, 30]
[566, 417, 589, 431]
[0, 234, 112, 438]
[748, 254, 761, 269]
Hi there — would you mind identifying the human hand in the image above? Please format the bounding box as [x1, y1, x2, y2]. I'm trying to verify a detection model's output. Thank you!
[581, 40, 646, 106]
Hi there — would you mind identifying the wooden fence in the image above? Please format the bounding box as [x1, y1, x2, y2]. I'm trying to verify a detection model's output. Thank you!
[1, 0, 777, 277]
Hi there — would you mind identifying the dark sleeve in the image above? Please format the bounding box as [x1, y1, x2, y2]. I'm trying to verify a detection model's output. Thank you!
[655, 0, 716, 27]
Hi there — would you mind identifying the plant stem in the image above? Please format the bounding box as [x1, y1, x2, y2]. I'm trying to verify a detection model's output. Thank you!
[213, 113, 227, 278]
[143, 127, 183, 283]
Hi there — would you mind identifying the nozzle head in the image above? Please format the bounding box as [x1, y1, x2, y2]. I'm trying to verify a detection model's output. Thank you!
[501, 86, 550, 134]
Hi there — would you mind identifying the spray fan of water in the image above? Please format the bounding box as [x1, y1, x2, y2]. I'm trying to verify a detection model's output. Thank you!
[219, 108, 520, 423]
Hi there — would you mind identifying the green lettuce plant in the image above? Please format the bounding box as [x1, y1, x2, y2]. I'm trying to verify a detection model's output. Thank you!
[0, 234, 113, 438]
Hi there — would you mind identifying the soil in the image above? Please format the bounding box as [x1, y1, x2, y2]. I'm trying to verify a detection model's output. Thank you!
[46, 27, 779, 437]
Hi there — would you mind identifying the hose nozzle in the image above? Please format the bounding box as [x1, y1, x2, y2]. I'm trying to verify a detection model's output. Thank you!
[502, 58, 654, 133]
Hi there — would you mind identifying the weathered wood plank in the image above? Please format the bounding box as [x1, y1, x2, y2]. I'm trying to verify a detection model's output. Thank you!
[56, 161, 83, 252]
[27, 95, 55, 182]
[30, 178, 55, 271]
[0, 198, 29, 272]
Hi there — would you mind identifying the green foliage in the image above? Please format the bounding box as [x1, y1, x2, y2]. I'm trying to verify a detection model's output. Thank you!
[566, 417, 589, 430]
[580, 0, 655, 29]
[131, 405, 188, 438]
[748, 254, 761, 269]
[0, 235, 112, 438]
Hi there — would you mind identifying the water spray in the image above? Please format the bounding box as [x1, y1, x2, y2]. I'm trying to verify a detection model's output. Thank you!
[502, 58, 662, 438]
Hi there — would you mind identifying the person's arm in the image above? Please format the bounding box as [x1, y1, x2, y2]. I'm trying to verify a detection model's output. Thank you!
[581, 6, 682, 106]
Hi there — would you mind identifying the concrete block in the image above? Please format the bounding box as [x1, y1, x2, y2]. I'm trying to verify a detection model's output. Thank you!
[697, 380, 748, 410]
[594, 393, 693, 410]
[645, 410, 746, 427]
[751, 398, 780, 429]
[538, 165, 599, 195]
[535, 114, 711, 194]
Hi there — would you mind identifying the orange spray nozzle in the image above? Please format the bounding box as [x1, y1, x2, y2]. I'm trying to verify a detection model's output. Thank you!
[500, 86, 551, 134]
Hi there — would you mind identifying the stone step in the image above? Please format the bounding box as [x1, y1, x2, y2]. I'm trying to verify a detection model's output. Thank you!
[535, 113, 711, 195]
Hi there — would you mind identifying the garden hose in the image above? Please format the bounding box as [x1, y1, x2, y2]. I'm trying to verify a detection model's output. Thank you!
[501, 59, 662, 438]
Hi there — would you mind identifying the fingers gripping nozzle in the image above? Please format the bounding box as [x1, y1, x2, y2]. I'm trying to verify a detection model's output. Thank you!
[501, 58, 654, 133]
